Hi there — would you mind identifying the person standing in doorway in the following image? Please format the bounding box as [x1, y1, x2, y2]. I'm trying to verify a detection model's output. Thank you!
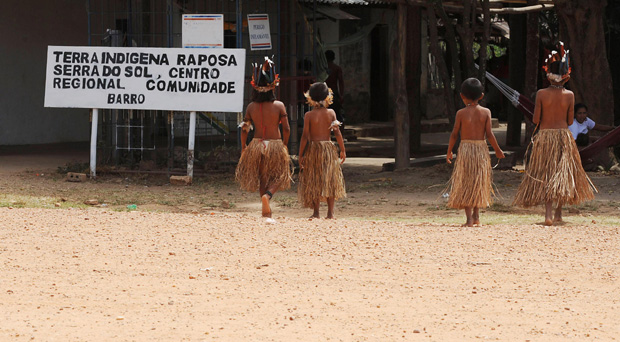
[325, 50, 345, 132]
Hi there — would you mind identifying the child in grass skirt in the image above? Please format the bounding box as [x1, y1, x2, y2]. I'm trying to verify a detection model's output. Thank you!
[513, 43, 596, 225]
[235, 57, 292, 219]
[298, 82, 346, 219]
[446, 78, 505, 226]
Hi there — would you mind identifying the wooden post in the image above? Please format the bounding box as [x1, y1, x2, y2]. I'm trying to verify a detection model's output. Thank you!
[407, 4, 422, 152]
[394, 3, 409, 169]
[523, 0, 540, 145]
[506, 10, 526, 146]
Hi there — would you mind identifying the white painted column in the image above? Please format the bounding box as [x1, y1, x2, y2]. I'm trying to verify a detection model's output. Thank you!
[90, 108, 98, 179]
[187, 111, 196, 181]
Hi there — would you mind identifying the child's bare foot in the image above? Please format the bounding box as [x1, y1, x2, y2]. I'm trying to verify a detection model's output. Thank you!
[544, 218, 553, 226]
[553, 208, 563, 222]
[309, 213, 319, 219]
[326, 214, 335, 219]
[261, 194, 271, 218]
[472, 208, 480, 225]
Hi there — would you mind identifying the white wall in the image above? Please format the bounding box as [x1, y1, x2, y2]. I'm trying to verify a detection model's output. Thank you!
[0, 1, 90, 145]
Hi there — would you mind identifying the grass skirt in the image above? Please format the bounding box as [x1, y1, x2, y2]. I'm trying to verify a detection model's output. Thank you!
[298, 141, 346, 208]
[447, 140, 494, 209]
[513, 129, 596, 207]
[235, 139, 292, 192]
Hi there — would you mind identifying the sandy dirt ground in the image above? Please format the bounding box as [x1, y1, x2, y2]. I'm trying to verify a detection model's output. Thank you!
[1, 157, 620, 341]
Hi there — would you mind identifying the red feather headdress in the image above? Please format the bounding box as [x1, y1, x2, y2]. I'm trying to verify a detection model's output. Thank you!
[542, 41, 571, 82]
[251, 56, 280, 92]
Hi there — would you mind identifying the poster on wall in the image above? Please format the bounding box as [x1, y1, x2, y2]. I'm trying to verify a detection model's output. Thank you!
[247, 14, 272, 51]
[182, 14, 224, 48]
[44, 46, 246, 112]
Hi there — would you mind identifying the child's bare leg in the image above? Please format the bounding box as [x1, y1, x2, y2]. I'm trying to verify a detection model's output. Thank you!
[472, 207, 480, 225]
[326, 197, 335, 219]
[544, 201, 553, 226]
[261, 193, 271, 217]
[554, 202, 563, 222]
[258, 161, 271, 217]
[463, 207, 474, 227]
[310, 199, 320, 218]
[261, 184, 279, 218]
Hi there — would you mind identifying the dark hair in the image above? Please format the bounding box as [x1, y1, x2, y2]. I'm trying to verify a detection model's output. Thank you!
[251, 89, 275, 103]
[325, 50, 336, 62]
[574, 103, 588, 113]
[460, 77, 483, 101]
[549, 61, 561, 75]
[308, 82, 329, 102]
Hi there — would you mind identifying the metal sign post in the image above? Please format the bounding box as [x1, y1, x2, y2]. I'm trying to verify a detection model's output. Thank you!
[90, 108, 98, 179]
[187, 111, 196, 180]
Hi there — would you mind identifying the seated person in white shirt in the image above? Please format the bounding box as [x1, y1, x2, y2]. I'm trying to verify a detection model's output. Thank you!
[568, 103, 614, 146]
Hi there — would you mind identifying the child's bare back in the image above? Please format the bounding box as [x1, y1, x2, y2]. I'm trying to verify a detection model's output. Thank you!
[455, 105, 492, 141]
[303, 107, 339, 141]
[246, 100, 288, 140]
[534, 88, 575, 128]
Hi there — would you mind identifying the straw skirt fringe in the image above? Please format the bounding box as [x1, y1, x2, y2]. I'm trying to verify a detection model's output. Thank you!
[298, 141, 346, 208]
[447, 140, 494, 209]
[235, 139, 292, 192]
[513, 129, 596, 207]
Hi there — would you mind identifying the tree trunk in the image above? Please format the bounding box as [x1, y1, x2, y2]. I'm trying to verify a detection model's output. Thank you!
[478, 0, 491, 87]
[407, 5, 422, 152]
[431, 0, 461, 123]
[478, 0, 491, 88]
[426, 4, 457, 124]
[457, 0, 477, 78]
[553, 0, 613, 125]
[393, 4, 410, 169]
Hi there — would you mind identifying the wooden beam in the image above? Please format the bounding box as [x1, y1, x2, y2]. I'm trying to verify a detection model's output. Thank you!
[406, 0, 554, 14]
[489, 4, 554, 13]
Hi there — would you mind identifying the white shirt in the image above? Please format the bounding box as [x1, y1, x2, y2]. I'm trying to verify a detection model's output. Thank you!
[568, 117, 596, 140]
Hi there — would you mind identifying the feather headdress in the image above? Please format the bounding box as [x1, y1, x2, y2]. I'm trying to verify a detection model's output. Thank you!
[304, 82, 334, 108]
[543, 41, 571, 83]
[251, 56, 280, 92]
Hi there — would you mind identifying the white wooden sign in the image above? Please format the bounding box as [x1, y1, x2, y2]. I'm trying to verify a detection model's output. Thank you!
[44, 46, 246, 112]
[182, 14, 224, 48]
[247, 14, 272, 51]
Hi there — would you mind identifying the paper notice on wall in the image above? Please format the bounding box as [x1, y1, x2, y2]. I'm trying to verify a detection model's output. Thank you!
[182, 14, 224, 48]
[247, 14, 272, 51]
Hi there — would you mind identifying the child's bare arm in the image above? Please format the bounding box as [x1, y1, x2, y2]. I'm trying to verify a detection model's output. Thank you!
[331, 111, 346, 163]
[298, 114, 311, 165]
[279, 103, 291, 147]
[240, 107, 252, 151]
[567, 92, 575, 126]
[447, 112, 462, 163]
[485, 111, 505, 159]
[533, 90, 542, 125]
